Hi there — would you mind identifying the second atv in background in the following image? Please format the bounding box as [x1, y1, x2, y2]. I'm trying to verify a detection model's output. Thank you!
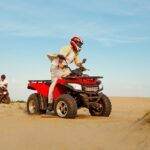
[0, 87, 10, 104]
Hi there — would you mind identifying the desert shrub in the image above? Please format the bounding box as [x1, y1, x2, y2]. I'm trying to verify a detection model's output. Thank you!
[139, 110, 150, 124]
[12, 100, 26, 103]
[144, 110, 150, 123]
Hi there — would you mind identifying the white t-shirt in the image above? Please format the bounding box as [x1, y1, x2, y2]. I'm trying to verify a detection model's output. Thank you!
[66, 50, 75, 64]
[0, 80, 8, 88]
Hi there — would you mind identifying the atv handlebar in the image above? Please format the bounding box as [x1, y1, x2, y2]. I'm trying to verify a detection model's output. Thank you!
[58, 56, 88, 77]
[62, 76, 103, 79]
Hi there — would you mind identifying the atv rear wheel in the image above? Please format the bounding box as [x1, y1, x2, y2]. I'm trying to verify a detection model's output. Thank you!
[27, 93, 40, 115]
[89, 94, 112, 117]
[54, 94, 77, 119]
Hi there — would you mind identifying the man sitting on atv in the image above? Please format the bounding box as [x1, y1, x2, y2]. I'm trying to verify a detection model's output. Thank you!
[0, 74, 8, 89]
[47, 36, 86, 110]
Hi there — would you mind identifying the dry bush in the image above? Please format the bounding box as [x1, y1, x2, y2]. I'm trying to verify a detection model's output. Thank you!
[144, 110, 150, 123]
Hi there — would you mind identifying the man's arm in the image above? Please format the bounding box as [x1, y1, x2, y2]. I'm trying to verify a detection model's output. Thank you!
[75, 55, 87, 71]
[59, 46, 70, 58]
[74, 55, 81, 66]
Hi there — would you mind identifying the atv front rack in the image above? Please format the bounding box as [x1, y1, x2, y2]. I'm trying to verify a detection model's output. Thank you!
[62, 76, 103, 79]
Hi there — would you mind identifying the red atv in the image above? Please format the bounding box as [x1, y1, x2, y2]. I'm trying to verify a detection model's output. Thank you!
[0, 87, 10, 104]
[27, 59, 112, 118]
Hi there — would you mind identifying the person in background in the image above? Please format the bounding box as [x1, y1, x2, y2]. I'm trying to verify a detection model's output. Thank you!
[47, 36, 86, 110]
[0, 74, 8, 89]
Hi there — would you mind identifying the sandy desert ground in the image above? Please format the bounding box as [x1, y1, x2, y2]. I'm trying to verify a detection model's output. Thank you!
[0, 97, 150, 150]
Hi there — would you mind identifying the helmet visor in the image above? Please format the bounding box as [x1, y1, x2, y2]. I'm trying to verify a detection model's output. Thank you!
[75, 41, 83, 48]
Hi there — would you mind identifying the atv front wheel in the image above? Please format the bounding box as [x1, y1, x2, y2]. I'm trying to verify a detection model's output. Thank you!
[89, 94, 112, 117]
[54, 94, 77, 119]
[5, 97, 11, 104]
[1, 97, 11, 104]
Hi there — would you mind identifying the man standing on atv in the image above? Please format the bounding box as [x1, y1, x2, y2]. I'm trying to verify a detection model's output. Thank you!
[47, 36, 85, 110]
[0, 74, 8, 89]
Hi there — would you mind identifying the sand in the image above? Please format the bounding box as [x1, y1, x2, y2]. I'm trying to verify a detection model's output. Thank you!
[0, 97, 150, 150]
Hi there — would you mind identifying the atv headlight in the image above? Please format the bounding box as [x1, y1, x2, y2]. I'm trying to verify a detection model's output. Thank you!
[68, 83, 82, 91]
[99, 83, 103, 90]
[3, 91, 7, 95]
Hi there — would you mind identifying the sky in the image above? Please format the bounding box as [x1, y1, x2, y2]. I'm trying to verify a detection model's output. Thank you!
[0, 0, 150, 100]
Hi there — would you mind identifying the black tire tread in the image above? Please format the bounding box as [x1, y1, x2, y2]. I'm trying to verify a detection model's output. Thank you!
[89, 94, 112, 117]
[54, 94, 77, 119]
[5, 97, 11, 104]
[101, 94, 112, 116]
[27, 93, 40, 115]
